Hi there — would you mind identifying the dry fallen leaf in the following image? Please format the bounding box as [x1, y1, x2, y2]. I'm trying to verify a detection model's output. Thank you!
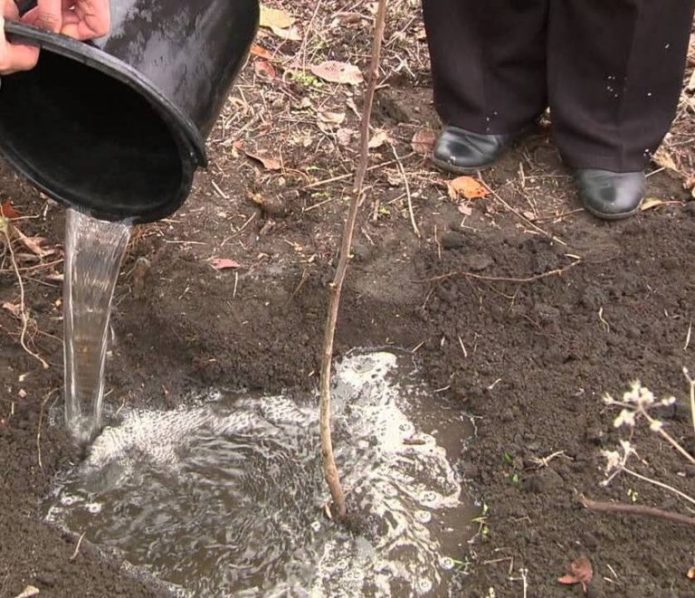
[259, 5, 295, 30]
[250, 44, 273, 59]
[458, 203, 473, 216]
[653, 147, 678, 172]
[270, 25, 302, 41]
[211, 258, 242, 271]
[310, 61, 363, 85]
[640, 197, 668, 211]
[368, 130, 390, 150]
[0, 200, 20, 219]
[411, 128, 437, 156]
[447, 176, 489, 201]
[14, 586, 40, 598]
[558, 556, 593, 594]
[318, 111, 346, 126]
[254, 59, 277, 79]
[522, 210, 538, 222]
[234, 142, 282, 171]
[13, 228, 57, 258]
[2, 302, 22, 318]
[336, 128, 355, 147]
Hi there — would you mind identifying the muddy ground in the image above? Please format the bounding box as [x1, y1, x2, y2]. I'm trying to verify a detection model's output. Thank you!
[2, 3, 695, 597]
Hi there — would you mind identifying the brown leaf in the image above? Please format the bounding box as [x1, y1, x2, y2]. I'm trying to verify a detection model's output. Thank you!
[336, 128, 355, 147]
[14, 228, 56, 258]
[13, 586, 40, 598]
[234, 142, 282, 171]
[458, 203, 473, 216]
[411, 128, 437, 156]
[318, 111, 346, 126]
[2, 302, 21, 319]
[447, 176, 490, 200]
[640, 197, 667, 211]
[270, 24, 302, 41]
[0, 200, 20, 219]
[211, 258, 242, 271]
[250, 44, 273, 60]
[558, 557, 593, 593]
[254, 59, 277, 79]
[259, 5, 295, 30]
[310, 61, 363, 85]
[652, 147, 678, 172]
[368, 130, 390, 150]
[522, 210, 538, 222]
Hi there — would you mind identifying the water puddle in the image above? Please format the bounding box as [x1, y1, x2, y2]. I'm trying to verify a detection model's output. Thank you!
[63, 208, 131, 444]
[46, 352, 475, 596]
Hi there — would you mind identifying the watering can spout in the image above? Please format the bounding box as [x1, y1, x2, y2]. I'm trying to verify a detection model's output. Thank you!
[0, 0, 259, 224]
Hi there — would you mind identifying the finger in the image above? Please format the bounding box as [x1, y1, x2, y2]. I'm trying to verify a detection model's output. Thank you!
[60, 21, 78, 39]
[34, 0, 62, 32]
[3, 0, 19, 20]
[0, 15, 39, 74]
[0, 42, 40, 73]
[69, 0, 110, 40]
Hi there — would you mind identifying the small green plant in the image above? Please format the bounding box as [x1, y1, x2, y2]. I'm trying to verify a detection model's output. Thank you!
[449, 557, 472, 574]
[287, 69, 323, 89]
[471, 502, 490, 539]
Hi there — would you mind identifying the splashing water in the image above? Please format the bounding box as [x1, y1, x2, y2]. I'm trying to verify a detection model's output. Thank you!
[46, 352, 475, 596]
[63, 208, 131, 444]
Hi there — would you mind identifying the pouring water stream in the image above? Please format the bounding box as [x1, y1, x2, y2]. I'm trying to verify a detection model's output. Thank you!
[63, 208, 131, 444]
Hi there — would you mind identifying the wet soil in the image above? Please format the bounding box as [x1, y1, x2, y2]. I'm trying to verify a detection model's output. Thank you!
[2, 5, 695, 597]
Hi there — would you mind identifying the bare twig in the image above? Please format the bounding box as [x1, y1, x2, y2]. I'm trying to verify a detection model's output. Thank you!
[616, 466, 695, 506]
[642, 409, 695, 465]
[391, 145, 420, 237]
[69, 532, 86, 561]
[427, 259, 581, 284]
[319, 0, 389, 521]
[481, 176, 567, 247]
[303, 154, 414, 190]
[580, 494, 695, 528]
[0, 220, 49, 369]
[299, 0, 324, 71]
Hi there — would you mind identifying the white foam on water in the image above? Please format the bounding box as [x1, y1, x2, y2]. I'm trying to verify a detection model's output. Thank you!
[46, 352, 471, 597]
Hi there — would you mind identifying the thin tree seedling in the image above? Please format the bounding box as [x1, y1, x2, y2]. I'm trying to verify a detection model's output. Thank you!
[318, 0, 389, 521]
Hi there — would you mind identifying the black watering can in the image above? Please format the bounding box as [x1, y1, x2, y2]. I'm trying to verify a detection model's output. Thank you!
[0, 0, 259, 223]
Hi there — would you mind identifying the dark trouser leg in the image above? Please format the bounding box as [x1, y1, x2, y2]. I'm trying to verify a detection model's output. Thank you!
[422, 0, 549, 135]
[548, 0, 695, 172]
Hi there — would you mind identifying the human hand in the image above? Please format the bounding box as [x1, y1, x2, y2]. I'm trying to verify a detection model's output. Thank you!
[23, 0, 111, 40]
[0, 0, 40, 74]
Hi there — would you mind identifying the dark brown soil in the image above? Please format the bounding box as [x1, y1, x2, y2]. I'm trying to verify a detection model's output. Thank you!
[2, 4, 695, 597]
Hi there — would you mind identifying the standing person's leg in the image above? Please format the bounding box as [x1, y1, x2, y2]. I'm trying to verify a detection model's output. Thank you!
[422, 0, 549, 173]
[548, 0, 695, 219]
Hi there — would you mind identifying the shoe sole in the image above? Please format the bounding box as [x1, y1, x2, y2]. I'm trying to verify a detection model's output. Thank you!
[430, 126, 537, 176]
[582, 199, 643, 221]
[430, 155, 496, 175]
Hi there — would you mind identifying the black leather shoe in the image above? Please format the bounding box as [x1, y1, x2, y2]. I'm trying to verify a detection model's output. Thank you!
[576, 169, 645, 220]
[432, 126, 517, 174]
